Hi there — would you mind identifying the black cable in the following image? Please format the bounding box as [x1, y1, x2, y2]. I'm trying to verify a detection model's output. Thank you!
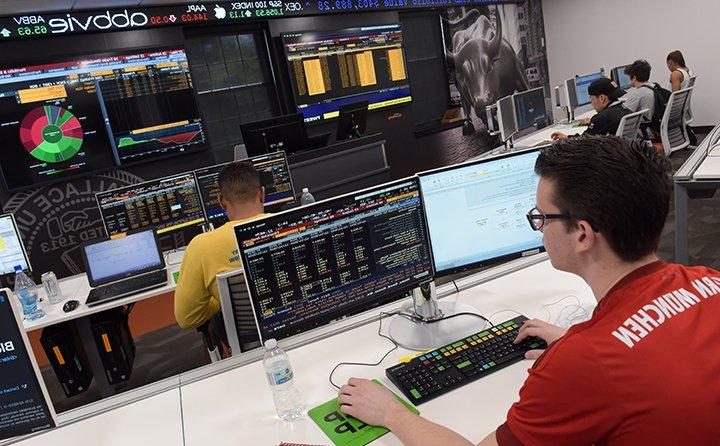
[328, 311, 400, 390]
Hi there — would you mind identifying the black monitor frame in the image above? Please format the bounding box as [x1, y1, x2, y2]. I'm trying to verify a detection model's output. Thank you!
[95, 171, 206, 238]
[81, 228, 165, 287]
[611, 65, 632, 90]
[193, 151, 296, 228]
[512, 86, 548, 131]
[418, 148, 545, 278]
[336, 100, 369, 141]
[240, 113, 308, 157]
[235, 176, 434, 342]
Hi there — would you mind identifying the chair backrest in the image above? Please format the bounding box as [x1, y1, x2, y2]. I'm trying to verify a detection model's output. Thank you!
[660, 87, 693, 156]
[686, 75, 698, 123]
[615, 108, 648, 140]
[217, 269, 261, 355]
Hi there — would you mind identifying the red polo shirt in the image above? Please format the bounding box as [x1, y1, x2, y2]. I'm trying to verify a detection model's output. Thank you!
[497, 260, 720, 445]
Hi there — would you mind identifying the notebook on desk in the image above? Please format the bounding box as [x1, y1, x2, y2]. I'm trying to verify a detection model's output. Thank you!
[81, 229, 168, 306]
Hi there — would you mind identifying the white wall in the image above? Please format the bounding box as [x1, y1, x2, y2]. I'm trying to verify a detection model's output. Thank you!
[542, 0, 719, 126]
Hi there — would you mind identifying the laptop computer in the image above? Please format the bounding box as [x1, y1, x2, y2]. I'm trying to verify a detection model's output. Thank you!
[81, 229, 168, 306]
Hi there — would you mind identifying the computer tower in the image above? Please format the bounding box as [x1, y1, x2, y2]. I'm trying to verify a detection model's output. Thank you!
[40, 322, 93, 397]
[90, 308, 136, 385]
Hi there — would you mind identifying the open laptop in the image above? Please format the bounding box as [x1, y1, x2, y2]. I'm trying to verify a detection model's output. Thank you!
[81, 229, 168, 306]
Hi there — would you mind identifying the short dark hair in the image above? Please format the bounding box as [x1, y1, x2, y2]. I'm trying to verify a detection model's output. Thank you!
[624, 59, 651, 82]
[217, 161, 261, 203]
[666, 50, 687, 68]
[535, 136, 672, 262]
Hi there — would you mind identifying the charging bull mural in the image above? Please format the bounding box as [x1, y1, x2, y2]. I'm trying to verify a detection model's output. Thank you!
[443, 6, 539, 135]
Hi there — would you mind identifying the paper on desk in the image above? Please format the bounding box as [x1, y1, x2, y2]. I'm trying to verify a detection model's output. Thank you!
[307, 379, 419, 446]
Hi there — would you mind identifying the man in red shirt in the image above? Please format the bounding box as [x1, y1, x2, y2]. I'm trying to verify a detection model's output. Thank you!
[338, 136, 720, 445]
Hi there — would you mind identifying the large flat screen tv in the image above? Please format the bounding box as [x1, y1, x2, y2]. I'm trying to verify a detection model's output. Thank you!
[0, 48, 206, 190]
[282, 24, 412, 124]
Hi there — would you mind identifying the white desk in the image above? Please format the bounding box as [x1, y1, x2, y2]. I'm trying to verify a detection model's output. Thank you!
[180, 259, 594, 445]
[513, 110, 597, 149]
[11, 388, 183, 446]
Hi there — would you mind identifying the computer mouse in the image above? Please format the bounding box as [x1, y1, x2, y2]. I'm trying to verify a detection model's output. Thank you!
[63, 300, 80, 313]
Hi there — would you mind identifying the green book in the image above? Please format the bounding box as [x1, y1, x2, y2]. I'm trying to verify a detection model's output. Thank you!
[307, 380, 419, 446]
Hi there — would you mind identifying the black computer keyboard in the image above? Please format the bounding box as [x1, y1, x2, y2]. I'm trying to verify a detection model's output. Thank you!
[86, 269, 168, 306]
[386, 315, 546, 405]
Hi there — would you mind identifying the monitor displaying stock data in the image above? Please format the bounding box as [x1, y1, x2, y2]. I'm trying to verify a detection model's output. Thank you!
[235, 178, 433, 341]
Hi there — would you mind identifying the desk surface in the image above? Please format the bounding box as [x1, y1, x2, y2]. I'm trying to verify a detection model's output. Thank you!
[23, 256, 182, 331]
[181, 259, 595, 445]
[692, 147, 720, 180]
[513, 110, 596, 149]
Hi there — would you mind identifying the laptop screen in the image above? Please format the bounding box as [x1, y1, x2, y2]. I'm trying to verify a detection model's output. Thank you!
[83, 230, 163, 286]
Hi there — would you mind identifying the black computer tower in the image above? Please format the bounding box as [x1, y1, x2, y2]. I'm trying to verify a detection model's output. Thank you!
[40, 322, 93, 397]
[90, 308, 136, 385]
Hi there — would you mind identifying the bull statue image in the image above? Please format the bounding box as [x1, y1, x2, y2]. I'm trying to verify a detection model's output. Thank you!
[444, 8, 529, 135]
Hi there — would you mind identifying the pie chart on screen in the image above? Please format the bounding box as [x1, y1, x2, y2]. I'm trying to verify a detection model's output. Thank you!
[19, 105, 84, 163]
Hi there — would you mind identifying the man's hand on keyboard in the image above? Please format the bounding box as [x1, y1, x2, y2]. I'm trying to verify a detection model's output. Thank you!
[513, 319, 567, 359]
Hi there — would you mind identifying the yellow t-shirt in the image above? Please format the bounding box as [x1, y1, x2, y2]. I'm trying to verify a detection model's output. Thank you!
[173, 214, 268, 330]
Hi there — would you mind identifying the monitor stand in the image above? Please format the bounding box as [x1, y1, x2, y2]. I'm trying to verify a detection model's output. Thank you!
[389, 281, 488, 351]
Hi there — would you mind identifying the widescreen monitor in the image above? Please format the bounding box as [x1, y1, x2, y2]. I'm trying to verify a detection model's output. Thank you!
[497, 95, 517, 142]
[418, 148, 544, 277]
[574, 69, 605, 107]
[512, 87, 547, 131]
[0, 48, 206, 190]
[194, 151, 296, 228]
[239, 113, 307, 157]
[0, 214, 31, 275]
[611, 65, 632, 90]
[96, 172, 206, 238]
[235, 177, 433, 342]
[282, 24, 412, 124]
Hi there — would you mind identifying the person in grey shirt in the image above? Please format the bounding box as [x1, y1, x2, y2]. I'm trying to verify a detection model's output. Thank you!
[620, 59, 655, 124]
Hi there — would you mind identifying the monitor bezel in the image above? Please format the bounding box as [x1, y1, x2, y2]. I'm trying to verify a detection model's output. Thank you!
[417, 148, 545, 278]
[234, 175, 435, 343]
[280, 23, 412, 125]
[193, 151, 297, 227]
[0, 213, 32, 275]
[0, 45, 206, 192]
[95, 171, 206, 238]
[512, 86, 547, 132]
[81, 228, 165, 288]
[574, 68, 606, 107]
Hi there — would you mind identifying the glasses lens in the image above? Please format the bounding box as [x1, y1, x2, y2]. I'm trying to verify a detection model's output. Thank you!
[527, 207, 543, 231]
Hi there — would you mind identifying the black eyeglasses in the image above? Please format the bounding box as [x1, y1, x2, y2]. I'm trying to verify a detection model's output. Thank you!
[526, 207, 572, 231]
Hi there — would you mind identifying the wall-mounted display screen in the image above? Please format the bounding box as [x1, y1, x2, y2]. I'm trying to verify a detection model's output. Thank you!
[0, 48, 206, 190]
[282, 24, 412, 124]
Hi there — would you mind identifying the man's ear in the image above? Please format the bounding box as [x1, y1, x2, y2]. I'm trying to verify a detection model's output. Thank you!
[218, 193, 228, 211]
[574, 219, 597, 254]
[258, 186, 265, 204]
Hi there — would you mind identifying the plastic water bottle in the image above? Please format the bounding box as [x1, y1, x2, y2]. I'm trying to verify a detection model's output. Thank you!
[14, 266, 44, 321]
[263, 339, 303, 421]
[300, 188, 316, 206]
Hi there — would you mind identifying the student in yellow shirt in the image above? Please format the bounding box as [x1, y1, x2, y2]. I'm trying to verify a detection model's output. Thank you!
[174, 161, 268, 339]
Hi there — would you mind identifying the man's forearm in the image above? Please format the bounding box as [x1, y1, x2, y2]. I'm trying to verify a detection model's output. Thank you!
[386, 409, 475, 446]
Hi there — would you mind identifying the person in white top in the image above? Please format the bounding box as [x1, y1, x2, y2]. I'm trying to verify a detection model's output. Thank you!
[666, 50, 696, 145]
[667, 50, 693, 91]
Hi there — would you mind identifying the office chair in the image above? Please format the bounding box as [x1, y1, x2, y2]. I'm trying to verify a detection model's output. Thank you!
[686, 75, 698, 124]
[196, 320, 223, 363]
[217, 269, 262, 356]
[660, 87, 694, 156]
[615, 108, 649, 140]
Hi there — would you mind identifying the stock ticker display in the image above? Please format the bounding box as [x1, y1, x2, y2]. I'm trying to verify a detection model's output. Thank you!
[282, 24, 412, 123]
[96, 172, 206, 237]
[236, 178, 433, 341]
[195, 151, 296, 228]
[0, 2, 517, 40]
[0, 49, 206, 190]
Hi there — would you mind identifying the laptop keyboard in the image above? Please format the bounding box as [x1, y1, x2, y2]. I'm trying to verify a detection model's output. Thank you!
[86, 269, 168, 306]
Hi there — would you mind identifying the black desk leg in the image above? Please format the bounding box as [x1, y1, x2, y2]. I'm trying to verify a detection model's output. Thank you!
[74, 317, 116, 398]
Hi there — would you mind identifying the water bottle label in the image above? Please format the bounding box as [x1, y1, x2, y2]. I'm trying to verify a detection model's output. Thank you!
[267, 366, 293, 385]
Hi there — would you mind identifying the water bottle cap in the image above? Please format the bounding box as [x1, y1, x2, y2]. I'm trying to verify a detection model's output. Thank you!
[302, 188, 310, 194]
[264, 338, 278, 349]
